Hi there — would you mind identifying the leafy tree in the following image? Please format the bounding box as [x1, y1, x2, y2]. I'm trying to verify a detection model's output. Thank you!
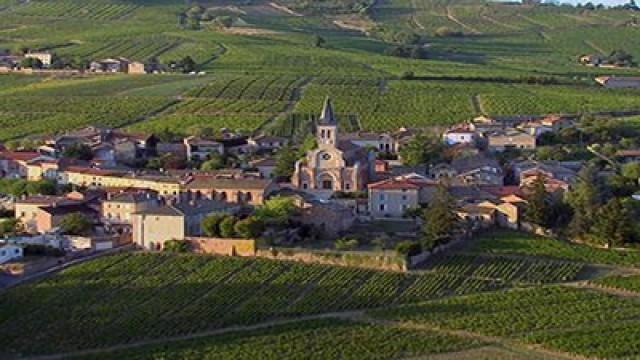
[622, 162, 640, 182]
[219, 216, 237, 238]
[273, 145, 298, 178]
[63, 143, 93, 161]
[202, 213, 229, 237]
[399, 133, 443, 166]
[20, 57, 43, 69]
[422, 185, 459, 250]
[233, 216, 263, 238]
[180, 56, 196, 73]
[0, 218, 21, 237]
[253, 196, 296, 226]
[59, 213, 92, 236]
[395, 240, 422, 257]
[163, 239, 191, 252]
[524, 175, 551, 227]
[26, 179, 57, 196]
[591, 198, 635, 247]
[565, 165, 606, 239]
[200, 153, 225, 171]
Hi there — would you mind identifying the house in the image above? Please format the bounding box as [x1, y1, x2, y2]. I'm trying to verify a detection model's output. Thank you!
[457, 203, 496, 229]
[182, 175, 277, 205]
[595, 76, 640, 88]
[36, 203, 100, 234]
[615, 149, 640, 163]
[247, 135, 288, 152]
[25, 52, 52, 67]
[183, 136, 223, 161]
[368, 174, 437, 218]
[511, 160, 578, 184]
[517, 120, 553, 138]
[486, 129, 536, 152]
[89, 58, 130, 73]
[0, 243, 23, 265]
[297, 199, 355, 237]
[59, 167, 181, 196]
[579, 54, 605, 67]
[14, 195, 72, 233]
[0, 151, 58, 180]
[431, 154, 504, 186]
[340, 131, 398, 153]
[131, 198, 238, 250]
[250, 158, 277, 179]
[127, 61, 154, 74]
[540, 115, 573, 132]
[443, 123, 477, 145]
[292, 97, 375, 194]
[102, 190, 159, 225]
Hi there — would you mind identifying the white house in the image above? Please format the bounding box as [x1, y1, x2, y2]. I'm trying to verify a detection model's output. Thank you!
[0, 243, 23, 264]
[183, 136, 224, 161]
[443, 123, 477, 146]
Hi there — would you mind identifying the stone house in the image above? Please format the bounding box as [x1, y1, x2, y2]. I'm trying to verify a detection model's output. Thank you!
[183, 136, 224, 161]
[131, 198, 238, 250]
[101, 190, 159, 225]
[443, 123, 477, 146]
[182, 174, 278, 205]
[25, 52, 52, 67]
[250, 158, 277, 179]
[247, 135, 288, 152]
[340, 131, 398, 153]
[486, 129, 536, 152]
[89, 58, 130, 73]
[368, 174, 437, 218]
[430, 154, 504, 187]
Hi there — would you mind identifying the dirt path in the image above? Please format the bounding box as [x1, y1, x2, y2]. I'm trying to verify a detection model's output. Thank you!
[446, 6, 481, 35]
[26, 311, 363, 360]
[269, 2, 303, 17]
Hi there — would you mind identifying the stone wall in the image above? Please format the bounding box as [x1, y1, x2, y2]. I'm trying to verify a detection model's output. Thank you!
[186, 237, 256, 256]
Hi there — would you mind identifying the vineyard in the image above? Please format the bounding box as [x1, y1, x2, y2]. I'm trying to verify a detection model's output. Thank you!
[372, 286, 640, 359]
[466, 230, 640, 267]
[77, 319, 484, 360]
[590, 275, 640, 294]
[0, 252, 503, 356]
[423, 254, 584, 284]
[8, 0, 140, 20]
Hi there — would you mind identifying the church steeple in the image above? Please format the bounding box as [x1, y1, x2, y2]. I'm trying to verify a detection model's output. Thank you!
[317, 96, 337, 146]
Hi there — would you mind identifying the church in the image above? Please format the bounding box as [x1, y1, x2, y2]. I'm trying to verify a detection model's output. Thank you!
[292, 97, 375, 193]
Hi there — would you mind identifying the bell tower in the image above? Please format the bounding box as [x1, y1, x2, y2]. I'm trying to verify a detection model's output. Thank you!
[317, 96, 337, 147]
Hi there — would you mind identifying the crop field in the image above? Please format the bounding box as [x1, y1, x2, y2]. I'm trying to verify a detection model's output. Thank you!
[372, 286, 640, 359]
[8, 0, 141, 20]
[466, 230, 640, 267]
[591, 275, 640, 293]
[423, 254, 584, 284]
[77, 319, 484, 360]
[0, 252, 504, 356]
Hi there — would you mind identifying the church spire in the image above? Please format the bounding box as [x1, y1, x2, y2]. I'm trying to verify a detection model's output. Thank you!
[319, 96, 336, 125]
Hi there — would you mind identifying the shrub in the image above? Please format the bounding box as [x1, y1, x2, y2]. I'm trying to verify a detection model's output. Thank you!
[202, 213, 229, 237]
[59, 213, 92, 236]
[395, 240, 422, 257]
[335, 237, 359, 250]
[219, 216, 237, 238]
[233, 216, 263, 239]
[163, 239, 191, 253]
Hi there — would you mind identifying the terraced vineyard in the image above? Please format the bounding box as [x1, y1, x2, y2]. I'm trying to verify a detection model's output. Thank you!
[8, 0, 140, 20]
[78, 319, 485, 360]
[0, 253, 503, 356]
[423, 254, 584, 284]
[372, 286, 640, 359]
[591, 275, 640, 293]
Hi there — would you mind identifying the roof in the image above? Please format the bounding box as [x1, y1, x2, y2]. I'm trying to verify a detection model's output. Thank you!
[39, 203, 98, 217]
[451, 155, 502, 175]
[458, 203, 496, 215]
[479, 185, 524, 198]
[318, 96, 336, 125]
[250, 158, 277, 167]
[368, 175, 436, 190]
[133, 198, 234, 217]
[0, 151, 41, 162]
[63, 166, 126, 177]
[15, 195, 70, 205]
[185, 175, 273, 190]
[106, 191, 156, 203]
[184, 136, 222, 146]
[616, 149, 640, 157]
[445, 123, 475, 134]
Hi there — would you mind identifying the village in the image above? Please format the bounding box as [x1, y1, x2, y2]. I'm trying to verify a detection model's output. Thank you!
[0, 97, 638, 278]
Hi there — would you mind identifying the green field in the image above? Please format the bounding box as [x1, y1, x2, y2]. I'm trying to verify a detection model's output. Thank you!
[76, 319, 485, 360]
[591, 274, 640, 293]
[372, 286, 640, 359]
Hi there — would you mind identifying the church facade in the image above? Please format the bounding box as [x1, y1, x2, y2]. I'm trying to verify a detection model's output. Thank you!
[292, 98, 374, 193]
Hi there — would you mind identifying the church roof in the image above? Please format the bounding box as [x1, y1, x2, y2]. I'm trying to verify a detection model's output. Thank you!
[318, 96, 336, 125]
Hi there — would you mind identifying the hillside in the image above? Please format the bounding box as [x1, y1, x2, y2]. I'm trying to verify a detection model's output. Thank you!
[1, 0, 640, 135]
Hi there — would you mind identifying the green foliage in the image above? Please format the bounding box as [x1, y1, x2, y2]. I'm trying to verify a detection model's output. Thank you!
[0, 178, 56, 197]
[62, 143, 93, 161]
[233, 217, 263, 239]
[0, 218, 20, 237]
[200, 153, 225, 171]
[334, 237, 359, 250]
[274, 145, 298, 178]
[59, 213, 92, 236]
[395, 240, 422, 257]
[523, 175, 551, 227]
[162, 239, 190, 253]
[202, 213, 229, 237]
[399, 132, 443, 166]
[253, 196, 296, 226]
[219, 216, 237, 238]
[422, 185, 458, 250]
[591, 198, 636, 247]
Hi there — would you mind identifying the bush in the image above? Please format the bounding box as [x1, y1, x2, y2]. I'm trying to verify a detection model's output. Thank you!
[335, 237, 359, 250]
[233, 216, 263, 239]
[163, 239, 191, 253]
[202, 213, 229, 237]
[59, 213, 92, 236]
[395, 240, 422, 257]
[219, 216, 237, 238]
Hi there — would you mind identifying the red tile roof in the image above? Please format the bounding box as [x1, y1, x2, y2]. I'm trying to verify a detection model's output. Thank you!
[0, 151, 41, 162]
[368, 177, 436, 190]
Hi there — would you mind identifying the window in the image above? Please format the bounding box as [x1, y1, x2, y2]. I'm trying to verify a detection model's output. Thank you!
[345, 183, 351, 190]
[379, 204, 386, 211]
[302, 183, 308, 189]
[322, 180, 332, 189]
[14, 249, 19, 254]
[322, 153, 331, 160]
[1, 251, 5, 256]
[402, 195, 407, 201]
[379, 194, 385, 201]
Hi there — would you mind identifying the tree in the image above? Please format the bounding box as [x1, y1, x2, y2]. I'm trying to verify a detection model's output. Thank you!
[200, 153, 225, 171]
[180, 56, 196, 73]
[202, 213, 229, 237]
[63, 143, 93, 161]
[163, 239, 191, 252]
[20, 57, 43, 69]
[422, 185, 459, 250]
[312, 35, 326, 48]
[219, 216, 237, 238]
[399, 133, 443, 166]
[621, 162, 640, 182]
[591, 198, 635, 247]
[565, 165, 606, 239]
[334, 237, 359, 250]
[0, 218, 20, 237]
[524, 175, 551, 227]
[395, 240, 422, 257]
[26, 179, 57, 196]
[273, 145, 298, 178]
[233, 216, 264, 238]
[59, 213, 92, 236]
[253, 196, 296, 226]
